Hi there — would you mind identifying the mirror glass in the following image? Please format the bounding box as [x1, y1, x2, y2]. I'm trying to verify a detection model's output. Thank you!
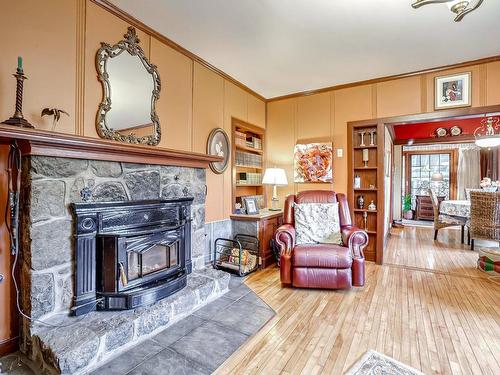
[96, 27, 161, 145]
[106, 52, 154, 136]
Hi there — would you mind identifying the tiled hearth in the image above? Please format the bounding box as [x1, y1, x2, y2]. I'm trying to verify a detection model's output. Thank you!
[0, 276, 275, 375]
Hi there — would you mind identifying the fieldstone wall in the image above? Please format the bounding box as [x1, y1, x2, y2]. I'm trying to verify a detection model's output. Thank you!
[19, 156, 208, 323]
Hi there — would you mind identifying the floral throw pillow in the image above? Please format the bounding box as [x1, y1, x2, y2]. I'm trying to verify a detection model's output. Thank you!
[294, 202, 342, 245]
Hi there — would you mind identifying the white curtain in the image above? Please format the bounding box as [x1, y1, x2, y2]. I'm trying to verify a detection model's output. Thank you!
[457, 148, 481, 199]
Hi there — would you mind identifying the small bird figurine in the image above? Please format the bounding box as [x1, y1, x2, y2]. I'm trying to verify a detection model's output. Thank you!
[41, 108, 69, 131]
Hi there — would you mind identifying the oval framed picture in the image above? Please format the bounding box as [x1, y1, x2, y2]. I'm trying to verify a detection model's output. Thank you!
[207, 128, 230, 174]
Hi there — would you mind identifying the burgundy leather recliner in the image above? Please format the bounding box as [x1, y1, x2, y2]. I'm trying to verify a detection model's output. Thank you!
[274, 191, 368, 289]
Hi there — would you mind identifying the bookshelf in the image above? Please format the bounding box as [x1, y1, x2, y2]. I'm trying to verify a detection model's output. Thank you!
[347, 121, 385, 264]
[231, 118, 266, 212]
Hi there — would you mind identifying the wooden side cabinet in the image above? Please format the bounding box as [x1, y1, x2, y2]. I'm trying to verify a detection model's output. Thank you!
[415, 195, 444, 221]
[230, 210, 283, 269]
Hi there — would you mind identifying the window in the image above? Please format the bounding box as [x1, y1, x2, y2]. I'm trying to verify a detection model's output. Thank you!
[405, 150, 457, 209]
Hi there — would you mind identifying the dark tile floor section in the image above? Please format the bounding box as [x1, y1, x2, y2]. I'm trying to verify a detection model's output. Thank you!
[0, 275, 275, 375]
[93, 279, 275, 375]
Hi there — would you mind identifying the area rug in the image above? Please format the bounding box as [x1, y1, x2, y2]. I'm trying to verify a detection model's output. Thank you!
[345, 350, 425, 375]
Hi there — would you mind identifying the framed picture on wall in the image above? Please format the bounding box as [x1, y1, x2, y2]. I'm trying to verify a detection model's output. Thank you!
[294, 142, 333, 183]
[435, 72, 471, 110]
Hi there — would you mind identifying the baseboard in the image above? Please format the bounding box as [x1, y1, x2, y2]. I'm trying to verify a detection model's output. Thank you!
[0, 336, 19, 356]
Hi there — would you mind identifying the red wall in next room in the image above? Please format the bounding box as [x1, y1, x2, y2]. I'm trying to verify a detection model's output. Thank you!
[393, 117, 484, 141]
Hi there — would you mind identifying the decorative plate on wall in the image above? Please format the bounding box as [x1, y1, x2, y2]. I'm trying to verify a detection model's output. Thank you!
[435, 127, 448, 137]
[450, 126, 462, 136]
[207, 128, 230, 174]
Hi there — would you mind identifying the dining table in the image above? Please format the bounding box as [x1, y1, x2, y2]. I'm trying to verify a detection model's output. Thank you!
[439, 199, 471, 219]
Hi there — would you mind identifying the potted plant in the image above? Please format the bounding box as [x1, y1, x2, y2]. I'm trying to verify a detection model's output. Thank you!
[403, 194, 413, 220]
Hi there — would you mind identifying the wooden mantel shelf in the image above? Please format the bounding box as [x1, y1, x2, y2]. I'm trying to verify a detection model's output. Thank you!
[0, 124, 222, 168]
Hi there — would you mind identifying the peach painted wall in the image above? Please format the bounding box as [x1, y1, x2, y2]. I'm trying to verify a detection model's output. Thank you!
[0, 0, 265, 223]
[267, 63, 500, 205]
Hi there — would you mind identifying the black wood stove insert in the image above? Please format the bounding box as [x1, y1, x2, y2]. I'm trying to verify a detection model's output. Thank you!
[71, 198, 193, 316]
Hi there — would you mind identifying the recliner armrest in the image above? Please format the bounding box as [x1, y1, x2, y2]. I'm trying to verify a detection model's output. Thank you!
[341, 225, 369, 258]
[275, 224, 295, 285]
[274, 224, 296, 255]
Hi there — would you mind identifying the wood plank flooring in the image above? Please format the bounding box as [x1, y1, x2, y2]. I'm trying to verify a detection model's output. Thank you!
[215, 226, 500, 375]
[385, 226, 485, 278]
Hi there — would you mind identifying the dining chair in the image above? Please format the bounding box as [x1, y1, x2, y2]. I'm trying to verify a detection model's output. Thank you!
[429, 189, 467, 243]
[465, 188, 482, 200]
[469, 191, 500, 250]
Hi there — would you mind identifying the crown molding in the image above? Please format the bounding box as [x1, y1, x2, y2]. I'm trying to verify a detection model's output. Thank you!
[90, 1, 500, 104]
[91, 0, 266, 102]
[267, 54, 500, 102]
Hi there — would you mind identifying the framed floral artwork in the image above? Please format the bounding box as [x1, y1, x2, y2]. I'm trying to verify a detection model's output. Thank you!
[294, 142, 333, 183]
[435, 72, 471, 110]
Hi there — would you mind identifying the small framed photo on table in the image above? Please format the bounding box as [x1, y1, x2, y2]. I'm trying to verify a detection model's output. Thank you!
[435, 72, 471, 110]
[242, 197, 259, 215]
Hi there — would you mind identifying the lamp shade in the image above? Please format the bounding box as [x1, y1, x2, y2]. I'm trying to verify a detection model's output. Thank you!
[475, 135, 500, 148]
[262, 168, 288, 186]
[431, 172, 444, 182]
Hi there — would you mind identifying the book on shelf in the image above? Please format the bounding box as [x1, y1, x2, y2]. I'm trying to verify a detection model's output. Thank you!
[235, 150, 262, 168]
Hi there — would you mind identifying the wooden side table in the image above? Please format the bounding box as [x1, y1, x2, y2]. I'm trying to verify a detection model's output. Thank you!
[230, 209, 283, 268]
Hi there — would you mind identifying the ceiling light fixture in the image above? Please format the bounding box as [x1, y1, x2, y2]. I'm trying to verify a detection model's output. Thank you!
[411, 0, 484, 21]
[474, 116, 500, 148]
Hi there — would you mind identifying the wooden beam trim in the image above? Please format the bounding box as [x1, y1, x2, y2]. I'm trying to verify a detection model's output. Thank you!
[0, 125, 222, 168]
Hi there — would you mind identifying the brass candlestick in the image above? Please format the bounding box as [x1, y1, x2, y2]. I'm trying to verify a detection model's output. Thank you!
[2, 67, 34, 128]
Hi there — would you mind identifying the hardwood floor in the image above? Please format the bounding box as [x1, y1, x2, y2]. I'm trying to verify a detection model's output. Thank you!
[385, 225, 485, 278]
[215, 226, 500, 375]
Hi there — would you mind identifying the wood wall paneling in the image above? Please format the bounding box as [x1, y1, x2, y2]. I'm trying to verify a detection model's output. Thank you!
[0, 0, 77, 134]
[84, 0, 151, 138]
[150, 37, 193, 151]
[247, 94, 266, 129]
[486, 61, 500, 105]
[376, 76, 421, 118]
[193, 63, 224, 221]
[333, 85, 374, 193]
[266, 99, 297, 206]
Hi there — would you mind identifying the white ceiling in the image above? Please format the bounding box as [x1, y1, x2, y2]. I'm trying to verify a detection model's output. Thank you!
[109, 0, 500, 99]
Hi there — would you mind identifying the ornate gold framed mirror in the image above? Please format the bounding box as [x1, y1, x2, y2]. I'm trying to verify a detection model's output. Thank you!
[96, 27, 161, 145]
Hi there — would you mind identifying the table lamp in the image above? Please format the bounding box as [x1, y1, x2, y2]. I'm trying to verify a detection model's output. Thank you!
[431, 172, 443, 182]
[262, 168, 288, 211]
[431, 172, 444, 194]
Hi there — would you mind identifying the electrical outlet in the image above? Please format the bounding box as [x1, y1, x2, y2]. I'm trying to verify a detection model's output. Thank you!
[337, 148, 343, 158]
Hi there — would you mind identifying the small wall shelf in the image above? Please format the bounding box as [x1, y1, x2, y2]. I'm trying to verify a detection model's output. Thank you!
[235, 144, 264, 154]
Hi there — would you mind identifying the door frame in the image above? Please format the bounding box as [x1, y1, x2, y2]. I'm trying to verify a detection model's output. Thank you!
[348, 104, 500, 265]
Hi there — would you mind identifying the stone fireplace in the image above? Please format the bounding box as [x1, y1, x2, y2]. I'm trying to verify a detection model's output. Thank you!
[20, 157, 208, 321]
[16, 154, 230, 374]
